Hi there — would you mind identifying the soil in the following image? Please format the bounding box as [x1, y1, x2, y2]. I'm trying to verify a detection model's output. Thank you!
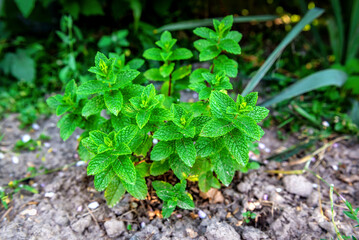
[0, 114, 358, 240]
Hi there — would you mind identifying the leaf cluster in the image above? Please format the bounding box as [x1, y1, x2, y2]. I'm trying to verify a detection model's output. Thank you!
[47, 15, 269, 218]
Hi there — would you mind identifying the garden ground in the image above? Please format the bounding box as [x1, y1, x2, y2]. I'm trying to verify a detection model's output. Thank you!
[0, 114, 358, 239]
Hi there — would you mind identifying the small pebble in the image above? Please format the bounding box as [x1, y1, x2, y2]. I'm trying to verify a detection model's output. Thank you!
[198, 210, 207, 219]
[332, 165, 338, 171]
[152, 139, 158, 144]
[258, 143, 265, 149]
[322, 121, 330, 127]
[263, 194, 269, 201]
[0, 187, 3, 191]
[88, 201, 99, 210]
[22, 134, 31, 143]
[176, 214, 182, 218]
[44, 142, 51, 148]
[20, 209, 37, 216]
[275, 188, 282, 193]
[311, 157, 316, 162]
[77, 206, 83, 212]
[193, 93, 198, 98]
[12, 156, 19, 164]
[32, 123, 40, 130]
[140, 222, 146, 228]
[264, 147, 271, 153]
[74, 153, 79, 159]
[40, 183, 46, 188]
[312, 184, 318, 189]
[0, 152, 4, 159]
[76, 161, 86, 167]
[44, 192, 55, 198]
[76, 135, 80, 139]
[333, 143, 339, 148]
[32, 183, 38, 187]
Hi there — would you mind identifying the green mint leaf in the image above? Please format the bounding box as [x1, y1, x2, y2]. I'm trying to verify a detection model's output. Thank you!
[233, 116, 261, 140]
[219, 39, 241, 55]
[136, 109, 151, 129]
[244, 92, 258, 107]
[160, 51, 173, 61]
[112, 155, 136, 184]
[194, 39, 215, 52]
[135, 162, 151, 178]
[162, 199, 177, 218]
[209, 91, 236, 119]
[199, 46, 221, 61]
[89, 130, 107, 146]
[77, 80, 108, 95]
[111, 114, 131, 131]
[212, 149, 235, 186]
[104, 90, 123, 116]
[56, 105, 72, 116]
[199, 87, 212, 100]
[169, 155, 191, 180]
[141, 84, 156, 100]
[195, 137, 215, 157]
[127, 58, 145, 70]
[199, 172, 220, 192]
[151, 141, 174, 161]
[150, 159, 170, 176]
[177, 192, 195, 210]
[144, 68, 168, 81]
[246, 106, 269, 123]
[159, 63, 175, 78]
[150, 108, 173, 122]
[82, 95, 105, 117]
[116, 125, 139, 144]
[200, 119, 234, 137]
[81, 137, 98, 153]
[122, 172, 148, 200]
[112, 143, 132, 155]
[152, 180, 173, 192]
[213, 55, 238, 78]
[153, 123, 183, 141]
[105, 176, 126, 207]
[64, 79, 77, 101]
[172, 65, 192, 81]
[57, 114, 80, 141]
[180, 126, 196, 138]
[224, 31, 242, 42]
[169, 48, 193, 61]
[224, 129, 249, 166]
[193, 27, 216, 39]
[175, 138, 196, 167]
[115, 70, 140, 89]
[189, 116, 211, 135]
[221, 15, 233, 29]
[87, 151, 117, 175]
[94, 167, 115, 191]
[46, 94, 63, 109]
[143, 48, 163, 61]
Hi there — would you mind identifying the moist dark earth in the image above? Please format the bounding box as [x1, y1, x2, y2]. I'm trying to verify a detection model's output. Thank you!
[0, 114, 358, 240]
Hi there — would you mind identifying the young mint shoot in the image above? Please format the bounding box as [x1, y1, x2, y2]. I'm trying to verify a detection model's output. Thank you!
[47, 15, 269, 218]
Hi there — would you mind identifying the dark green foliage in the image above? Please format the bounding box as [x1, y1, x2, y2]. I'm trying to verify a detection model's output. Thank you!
[48, 15, 269, 217]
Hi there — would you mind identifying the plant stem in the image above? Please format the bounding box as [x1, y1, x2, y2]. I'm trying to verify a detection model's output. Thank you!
[168, 74, 172, 96]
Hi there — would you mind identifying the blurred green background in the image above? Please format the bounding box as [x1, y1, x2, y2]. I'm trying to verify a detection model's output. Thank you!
[0, 0, 358, 137]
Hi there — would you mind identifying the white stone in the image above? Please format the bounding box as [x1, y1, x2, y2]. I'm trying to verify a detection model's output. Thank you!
[152, 138, 158, 145]
[44, 192, 55, 198]
[12, 156, 19, 164]
[22, 134, 31, 143]
[76, 161, 86, 167]
[44, 142, 51, 148]
[258, 143, 266, 149]
[32, 123, 40, 130]
[0, 152, 4, 159]
[88, 201, 99, 210]
[20, 209, 37, 216]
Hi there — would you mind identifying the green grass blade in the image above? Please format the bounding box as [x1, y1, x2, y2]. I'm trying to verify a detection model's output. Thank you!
[330, 0, 345, 63]
[260, 69, 347, 107]
[346, 0, 359, 62]
[155, 15, 277, 32]
[241, 8, 324, 96]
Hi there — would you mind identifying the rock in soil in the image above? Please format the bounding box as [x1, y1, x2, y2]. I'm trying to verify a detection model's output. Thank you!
[283, 175, 313, 197]
[241, 226, 269, 240]
[104, 219, 125, 238]
[71, 215, 92, 233]
[205, 219, 241, 240]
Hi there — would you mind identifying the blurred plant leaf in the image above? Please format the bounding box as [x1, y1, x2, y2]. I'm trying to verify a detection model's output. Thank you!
[241, 8, 324, 96]
[260, 69, 347, 107]
[14, 0, 36, 18]
[156, 15, 277, 32]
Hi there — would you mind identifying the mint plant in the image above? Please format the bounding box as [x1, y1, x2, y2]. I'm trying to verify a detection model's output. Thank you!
[143, 31, 192, 96]
[47, 15, 269, 218]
